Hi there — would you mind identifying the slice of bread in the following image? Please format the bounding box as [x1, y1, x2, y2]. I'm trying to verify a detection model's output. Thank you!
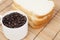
[28, 9, 54, 29]
[13, 0, 55, 29]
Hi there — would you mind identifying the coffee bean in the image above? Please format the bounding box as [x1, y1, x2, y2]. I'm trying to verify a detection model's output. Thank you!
[2, 12, 27, 28]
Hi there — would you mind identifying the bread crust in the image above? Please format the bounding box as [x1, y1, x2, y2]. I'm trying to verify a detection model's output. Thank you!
[13, 2, 55, 29]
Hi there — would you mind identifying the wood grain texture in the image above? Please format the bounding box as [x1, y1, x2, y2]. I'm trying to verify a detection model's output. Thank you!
[0, 0, 60, 40]
[54, 32, 60, 40]
[35, 10, 60, 40]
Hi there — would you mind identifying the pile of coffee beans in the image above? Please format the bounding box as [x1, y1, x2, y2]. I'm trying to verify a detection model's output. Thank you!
[2, 12, 27, 28]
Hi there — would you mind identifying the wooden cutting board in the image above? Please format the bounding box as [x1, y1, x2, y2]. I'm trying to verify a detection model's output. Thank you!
[0, 0, 60, 40]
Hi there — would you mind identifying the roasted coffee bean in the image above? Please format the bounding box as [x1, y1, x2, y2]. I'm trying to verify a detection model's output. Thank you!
[2, 12, 27, 28]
